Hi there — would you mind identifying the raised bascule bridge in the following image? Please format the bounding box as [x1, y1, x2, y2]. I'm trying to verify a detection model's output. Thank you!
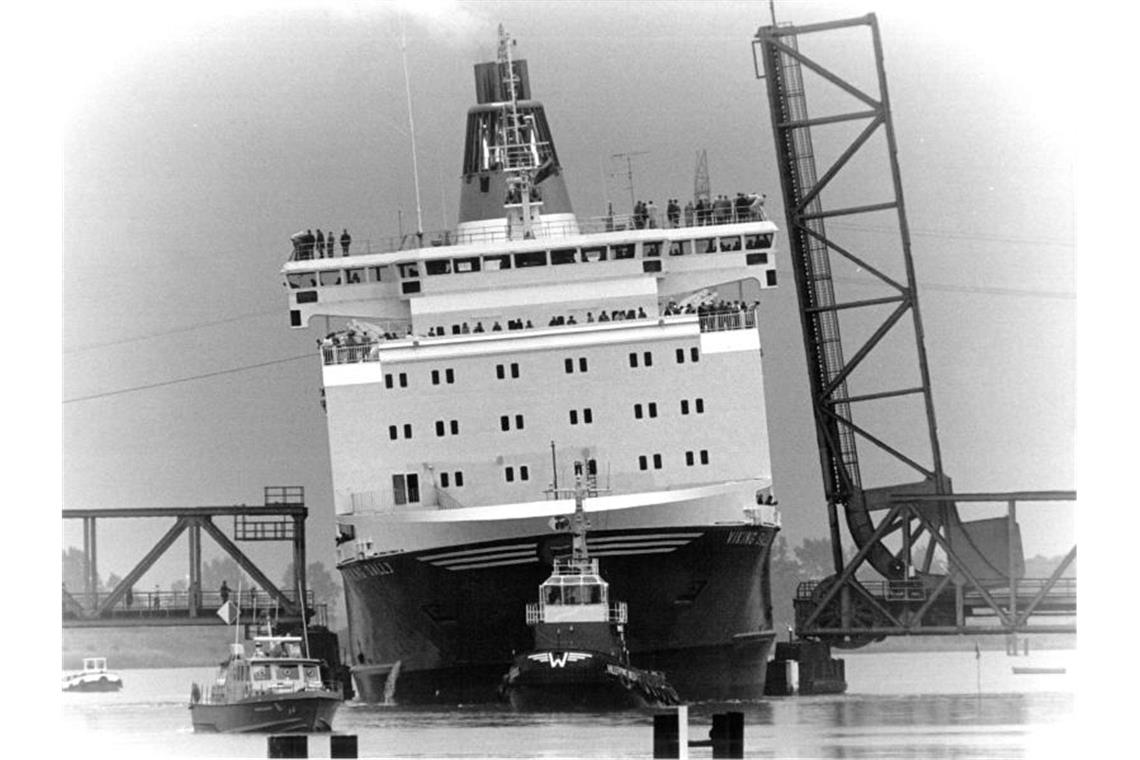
[752, 13, 1075, 691]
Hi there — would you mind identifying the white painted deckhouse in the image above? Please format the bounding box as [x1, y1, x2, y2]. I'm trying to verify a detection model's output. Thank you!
[283, 27, 783, 703]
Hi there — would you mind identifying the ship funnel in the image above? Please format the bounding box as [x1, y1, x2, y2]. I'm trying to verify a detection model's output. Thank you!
[457, 30, 577, 241]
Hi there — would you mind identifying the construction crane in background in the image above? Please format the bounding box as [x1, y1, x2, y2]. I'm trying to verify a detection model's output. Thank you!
[609, 150, 650, 212]
[751, 14, 1075, 670]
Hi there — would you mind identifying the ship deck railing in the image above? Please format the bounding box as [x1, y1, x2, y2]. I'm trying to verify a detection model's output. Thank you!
[289, 207, 770, 262]
[526, 601, 628, 625]
[319, 307, 759, 366]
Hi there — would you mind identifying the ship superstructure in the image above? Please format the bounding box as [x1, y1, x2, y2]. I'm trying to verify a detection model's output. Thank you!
[282, 27, 782, 703]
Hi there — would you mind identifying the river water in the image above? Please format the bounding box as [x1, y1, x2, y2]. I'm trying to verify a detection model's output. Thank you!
[61, 648, 1076, 759]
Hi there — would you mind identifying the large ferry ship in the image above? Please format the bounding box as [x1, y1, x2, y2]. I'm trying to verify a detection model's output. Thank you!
[282, 28, 783, 703]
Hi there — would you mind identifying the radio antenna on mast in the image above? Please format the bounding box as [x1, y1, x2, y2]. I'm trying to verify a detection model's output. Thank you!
[400, 15, 425, 245]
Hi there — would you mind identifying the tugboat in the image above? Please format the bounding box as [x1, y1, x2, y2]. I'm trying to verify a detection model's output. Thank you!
[62, 657, 123, 692]
[189, 625, 342, 733]
[501, 462, 681, 711]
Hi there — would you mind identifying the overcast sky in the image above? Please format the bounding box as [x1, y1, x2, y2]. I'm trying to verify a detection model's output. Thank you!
[56, 0, 1077, 590]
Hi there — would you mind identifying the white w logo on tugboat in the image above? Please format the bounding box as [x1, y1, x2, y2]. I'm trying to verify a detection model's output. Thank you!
[527, 651, 591, 668]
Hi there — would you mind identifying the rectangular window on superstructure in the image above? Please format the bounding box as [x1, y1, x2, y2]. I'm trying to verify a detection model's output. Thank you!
[681, 399, 690, 415]
[515, 414, 524, 430]
[432, 370, 440, 385]
[425, 260, 451, 275]
[613, 244, 635, 259]
[648, 402, 657, 418]
[700, 450, 709, 465]
[644, 351, 653, 366]
[319, 271, 342, 286]
[583, 408, 592, 424]
[455, 471, 464, 487]
[629, 353, 639, 368]
[686, 451, 695, 466]
[581, 246, 606, 262]
[691, 347, 700, 362]
[643, 241, 662, 257]
[696, 398, 705, 413]
[676, 348, 685, 364]
[483, 253, 511, 271]
[578, 357, 588, 372]
[385, 374, 394, 389]
[744, 233, 770, 250]
[367, 266, 384, 282]
[639, 455, 648, 470]
[669, 241, 692, 257]
[440, 472, 450, 488]
[505, 466, 515, 482]
[511, 363, 519, 378]
[653, 453, 662, 469]
[497, 364, 506, 380]
[450, 420, 459, 435]
[551, 248, 577, 265]
[435, 420, 445, 437]
[520, 465, 530, 481]
[565, 358, 574, 374]
[286, 273, 306, 288]
[634, 404, 643, 419]
[446, 368, 454, 384]
[697, 238, 716, 254]
[346, 268, 364, 284]
[454, 256, 481, 273]
[720, 236, 742, 251]
[570, 409, 579, 425]
[403, 423, 412, 439]
[389, 425, 398, 440]
[514, 251, 547, 268]
[500, 415, 510, 432]
[399, 373, 407, 388]
[397, 263, 419, 279]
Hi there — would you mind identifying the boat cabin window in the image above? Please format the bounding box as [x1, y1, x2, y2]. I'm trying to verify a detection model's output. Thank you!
[397, 263, 419, 279]
[425, 259, 451, 276]
[483, 253, 511, 271]
[514, 251, 547, 268]
[320, 270, 342, 286]
[581, 246, 607, 262]
[252, 664, 270, 681]
[719, 236, 742, 251]
[669, 241, 691, 257]
[744, 233, 773, 250]
[613, 243, 636, 259]
[304, 665, 322, 685]
[286, 272, 312, 289]
[642, 241, 662, 258]
[550, 248, 577, 265]
[454, 256, 481, 273]
[696, 238, 716, 254]
[345, 268, 364, 284]
[367, 266, 385, 283]
[275, 664, 300, 681]
[545, 585, 562, 604]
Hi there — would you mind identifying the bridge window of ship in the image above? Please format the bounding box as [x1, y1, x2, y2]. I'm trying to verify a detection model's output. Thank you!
[453, 256, 481, 273]
[397, 263, 419, 279]
[696, 238, 717, 254]
[345, 268, 364, 284]
[514, 251, 547, 268]
[551, 248, 576, 265]
[425, 260, 451, 275]
[319, 271, 342, 286]
[669, 241, 691, 256]
[613, 243, 635, 259]
[483, 253, 511, 270]
[392, 473, 420, 505]
[642, 241, 663, 257]
[367, 266, 385, 282]
[720, 236, 742, 251]
[286, 272, 315, 289]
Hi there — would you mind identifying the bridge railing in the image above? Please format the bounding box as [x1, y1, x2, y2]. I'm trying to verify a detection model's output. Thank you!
[63, 589, 315, 618]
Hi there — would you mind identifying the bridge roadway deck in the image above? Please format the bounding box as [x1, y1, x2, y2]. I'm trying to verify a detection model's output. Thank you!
[62, 589, 318, 629]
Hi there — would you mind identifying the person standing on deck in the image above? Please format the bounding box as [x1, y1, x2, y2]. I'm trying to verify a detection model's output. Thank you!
[340, 229, 351, 255]
[316, 229, 325, 258]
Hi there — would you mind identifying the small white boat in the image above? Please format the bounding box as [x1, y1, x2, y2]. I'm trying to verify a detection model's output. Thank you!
[63, 657, 123, 692]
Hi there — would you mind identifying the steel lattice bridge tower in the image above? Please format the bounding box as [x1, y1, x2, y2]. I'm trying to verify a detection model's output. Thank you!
[752, 14, 1074, 647]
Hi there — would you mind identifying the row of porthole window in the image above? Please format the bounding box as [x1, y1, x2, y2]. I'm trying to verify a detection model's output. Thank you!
[384, 347, 699, 389]
[639, 450, 710, 470]
[394, 399, 706, 440]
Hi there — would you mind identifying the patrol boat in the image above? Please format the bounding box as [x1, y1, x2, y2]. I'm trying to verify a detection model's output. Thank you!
[189, 631, 341, 733]
[501, 464, 680, 710]
[284, 26, 783, 703]
[62, 657, 123, 692]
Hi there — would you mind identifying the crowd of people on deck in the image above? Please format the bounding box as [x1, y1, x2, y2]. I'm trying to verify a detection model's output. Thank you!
[662, 298, 761, 317]
[292, 228, 352, 260]
[629, 193, 766, 230]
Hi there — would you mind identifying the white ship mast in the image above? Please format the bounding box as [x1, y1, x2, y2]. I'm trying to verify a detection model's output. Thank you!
[497, 25, 540, 239]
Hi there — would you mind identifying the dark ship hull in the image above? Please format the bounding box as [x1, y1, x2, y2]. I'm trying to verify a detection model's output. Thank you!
[189, 691, 340, 734]
[502, 649, 680, 711]
[342, 525, 777, 703]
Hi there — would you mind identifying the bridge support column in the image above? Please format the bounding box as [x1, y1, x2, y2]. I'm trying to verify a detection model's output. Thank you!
[189, 520, 202, 617]
[83, 517, 98, 608]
